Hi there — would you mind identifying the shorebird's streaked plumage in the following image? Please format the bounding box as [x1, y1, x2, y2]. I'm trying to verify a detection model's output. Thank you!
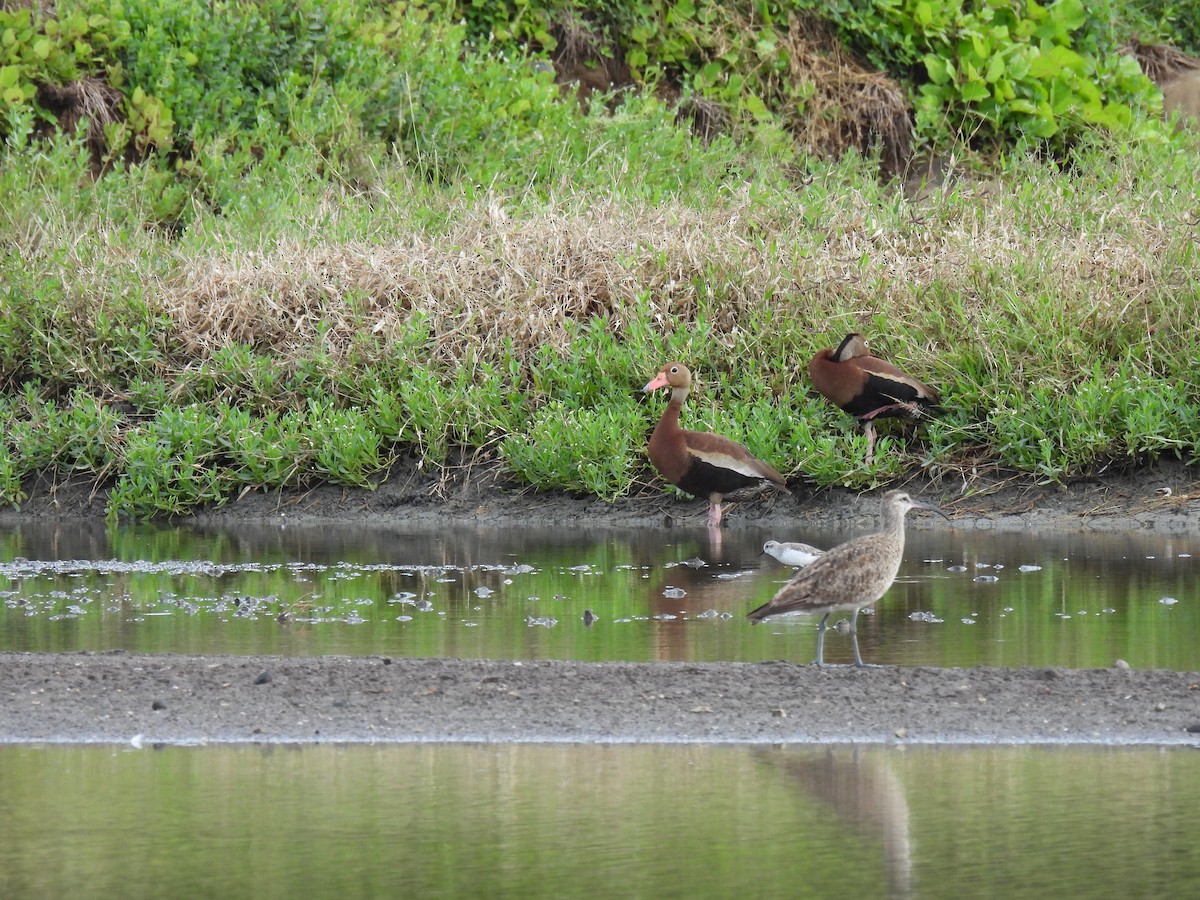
[808, 334, 940, 463]
[762, 540, 825, 568]
[748, 490, 948, 667]
[645, 362, 790, 528]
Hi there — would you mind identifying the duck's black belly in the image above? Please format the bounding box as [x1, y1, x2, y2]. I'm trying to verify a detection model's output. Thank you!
[677, 458, 762, 498]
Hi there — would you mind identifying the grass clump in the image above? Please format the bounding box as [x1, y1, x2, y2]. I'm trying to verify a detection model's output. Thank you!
[0, 3, 1198, 519]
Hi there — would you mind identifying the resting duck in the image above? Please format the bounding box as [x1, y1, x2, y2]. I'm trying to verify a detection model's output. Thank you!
[808, 333, 940, 462]
[644, 362, 790, 528]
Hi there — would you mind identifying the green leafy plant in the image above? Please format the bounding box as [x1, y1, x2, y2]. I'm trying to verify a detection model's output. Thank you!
[501, 399, 649, 499]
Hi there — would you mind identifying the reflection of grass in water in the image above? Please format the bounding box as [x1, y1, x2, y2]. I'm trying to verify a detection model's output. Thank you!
[0, 526, 1196, 669]
[5, 743, 1199, 897]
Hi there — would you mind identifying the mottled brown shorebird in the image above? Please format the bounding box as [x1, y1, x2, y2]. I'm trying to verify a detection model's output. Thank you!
[644, 362, 790, 528]
[808, 334, 940, 463]
[747, 490, 948, 667]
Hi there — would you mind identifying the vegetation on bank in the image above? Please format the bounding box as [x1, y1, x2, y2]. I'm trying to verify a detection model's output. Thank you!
[0, 1, 1198, 519]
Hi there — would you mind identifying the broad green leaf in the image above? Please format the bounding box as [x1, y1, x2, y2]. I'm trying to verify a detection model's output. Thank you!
[961, 80, 991, 102]
[924, 54, 952, 85]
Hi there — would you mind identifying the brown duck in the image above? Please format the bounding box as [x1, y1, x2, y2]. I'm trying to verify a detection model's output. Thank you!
[644, 362, 790, 528]
[808, 333, 940, 462]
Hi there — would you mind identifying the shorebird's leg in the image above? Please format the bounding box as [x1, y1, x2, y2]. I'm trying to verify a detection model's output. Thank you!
[849, 609, 866, 667]
[849, 608, 881, 668]
[814, 613, 832, 668]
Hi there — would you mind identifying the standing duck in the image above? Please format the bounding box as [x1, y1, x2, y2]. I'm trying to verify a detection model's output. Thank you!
[644, 362, 790, 528]
[808, 333, 940, 463]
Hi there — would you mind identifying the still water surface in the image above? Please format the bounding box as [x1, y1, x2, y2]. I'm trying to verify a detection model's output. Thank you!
[1, 742, 1197, 899]
[4, 522, 1197, 897]
[1, 520, 1195, 669]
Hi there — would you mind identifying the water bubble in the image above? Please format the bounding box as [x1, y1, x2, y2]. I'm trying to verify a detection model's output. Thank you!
[524, 615, 558, 627]
[1018, 565, 1042, 572]
[696, 609, 720, 619]
[947, 565, 968, 572]
[396, 615, 413, 622]
[961, 617, 976, 625]
[1160, 597, 1179, 606]
[973, 575, 1000, 583]
[474, 586, 494, 598]
[653, 614, 678, 621]
[662, 586, 687, 599]
[909, 611, 943, 623]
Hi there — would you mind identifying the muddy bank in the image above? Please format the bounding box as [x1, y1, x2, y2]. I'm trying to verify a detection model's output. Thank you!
[2, 652, 1198, 746]
[4, 457, 1199, 535]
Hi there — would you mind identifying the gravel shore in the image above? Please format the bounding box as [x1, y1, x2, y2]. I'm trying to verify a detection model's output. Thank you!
[4, 652, 1198, 746]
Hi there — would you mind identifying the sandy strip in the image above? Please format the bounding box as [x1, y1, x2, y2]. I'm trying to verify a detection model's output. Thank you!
[3, 652, 1199, 746]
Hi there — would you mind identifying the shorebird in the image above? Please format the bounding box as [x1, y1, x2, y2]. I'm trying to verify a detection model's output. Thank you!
[747, 489, 948, 667]
[808, 334, 940, 463]
[644, 362, 790, 528]
[762, 540, 825, 568]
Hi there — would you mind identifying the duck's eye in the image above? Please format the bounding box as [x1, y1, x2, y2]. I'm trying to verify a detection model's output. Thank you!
[669, 366, 679, 374]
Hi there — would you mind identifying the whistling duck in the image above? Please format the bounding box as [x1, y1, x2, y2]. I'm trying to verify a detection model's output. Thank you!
[808, 333, 940, 463]
[762, 540, 825, 568]
[644, 362, 790, 528]
[748, 490, 948, 667]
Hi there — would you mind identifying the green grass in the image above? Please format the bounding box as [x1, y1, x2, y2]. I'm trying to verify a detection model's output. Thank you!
[0, 5, 1198, 519]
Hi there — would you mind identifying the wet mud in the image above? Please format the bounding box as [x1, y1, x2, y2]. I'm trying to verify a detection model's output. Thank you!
[1, 460, 1198, 746]
[2, 652, 1198, 746]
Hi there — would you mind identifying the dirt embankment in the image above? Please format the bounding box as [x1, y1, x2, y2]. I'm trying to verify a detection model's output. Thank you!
[4, 456, 1198, 536]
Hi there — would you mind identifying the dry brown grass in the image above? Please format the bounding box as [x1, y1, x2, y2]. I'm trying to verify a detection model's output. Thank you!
[774, 15, 911, 175]
[165, 199, 771, 364]
[153, 163, 1190, 373]
[1125, 39, 1200, 85]
[33, 77, 123, 172]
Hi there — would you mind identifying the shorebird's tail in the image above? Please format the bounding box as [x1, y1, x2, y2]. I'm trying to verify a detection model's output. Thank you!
[746, 599, 774, 622]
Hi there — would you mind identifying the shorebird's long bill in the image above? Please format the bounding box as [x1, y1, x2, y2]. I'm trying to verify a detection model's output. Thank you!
[912, 499, 951, 521]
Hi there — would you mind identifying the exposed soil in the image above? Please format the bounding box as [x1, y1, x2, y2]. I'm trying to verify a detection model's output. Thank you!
[3, 652, 1198, 747]
[2, 460, 1198, 747]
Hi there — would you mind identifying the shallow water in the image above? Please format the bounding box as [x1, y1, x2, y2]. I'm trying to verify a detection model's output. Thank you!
[0, 520, 1196, 669]
[1, 742, 1197, 899]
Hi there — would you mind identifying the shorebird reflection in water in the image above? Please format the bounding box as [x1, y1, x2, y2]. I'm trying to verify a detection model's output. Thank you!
[747, 490, 948, 667]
